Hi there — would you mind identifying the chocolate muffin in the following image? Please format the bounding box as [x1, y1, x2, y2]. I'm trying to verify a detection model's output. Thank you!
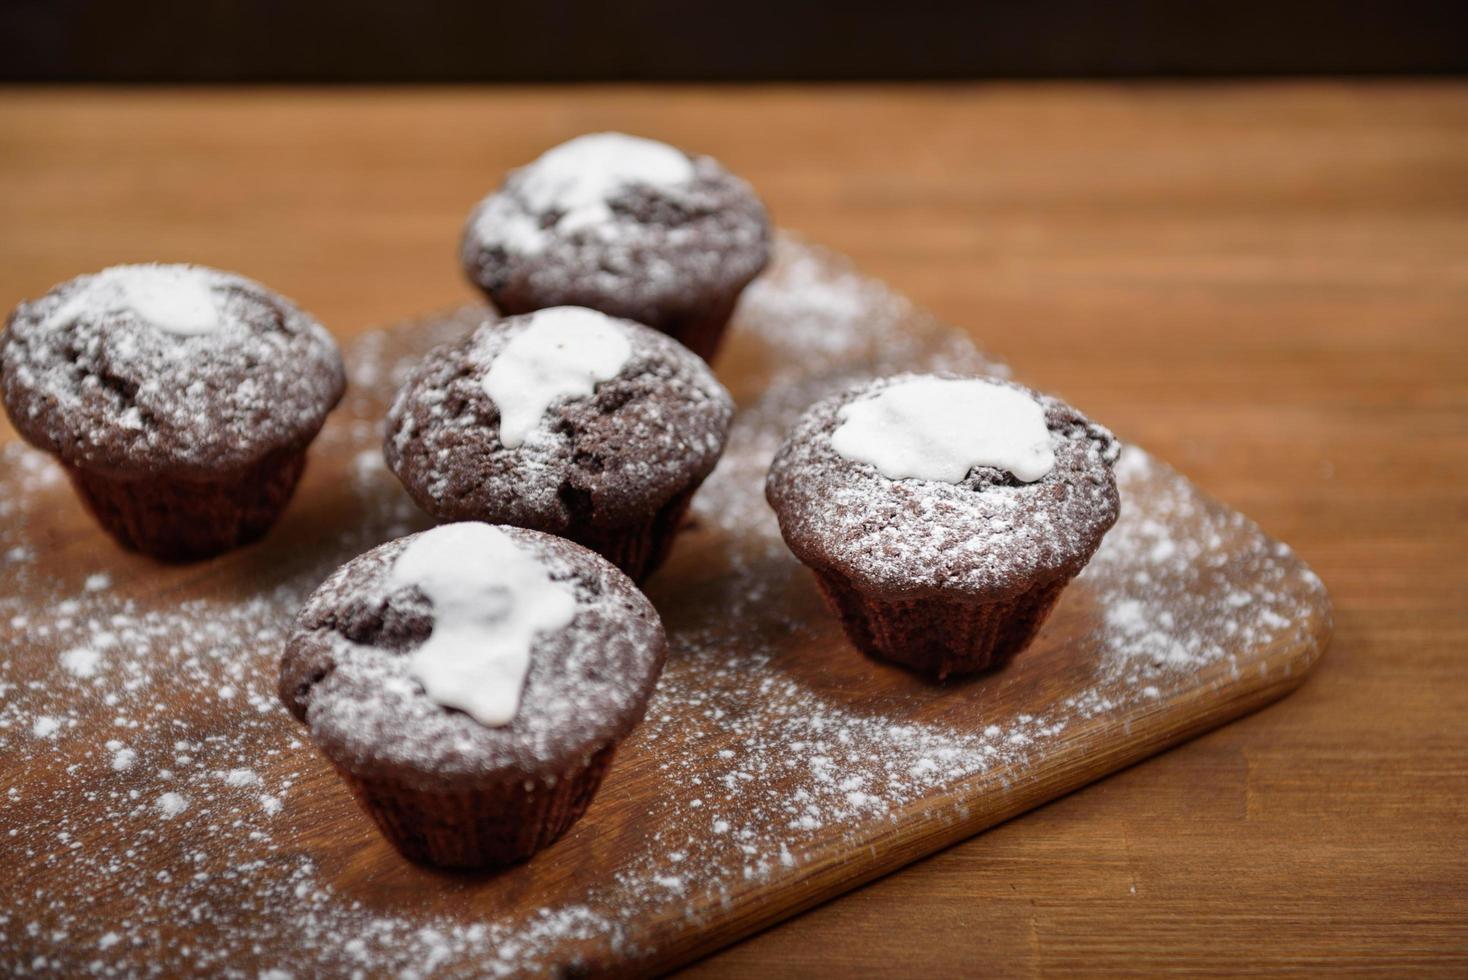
[384, 305, 734, 582]
[0, 264, 345, 560]
[279, 522, 667, 869]
[460, 132, 770, 361]
[766, 374, 1121, 680]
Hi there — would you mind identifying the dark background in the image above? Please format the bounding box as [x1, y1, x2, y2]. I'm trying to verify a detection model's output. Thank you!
[2, 0, 1466, 82]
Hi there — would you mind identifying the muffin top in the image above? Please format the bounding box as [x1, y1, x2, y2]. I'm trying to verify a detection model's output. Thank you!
[0, 264, 346, 478]
[384, 306, 735, 532]
[460, 133, 770, 324]
[766, 374, 1121, 603]
[279, 523, 667, 789]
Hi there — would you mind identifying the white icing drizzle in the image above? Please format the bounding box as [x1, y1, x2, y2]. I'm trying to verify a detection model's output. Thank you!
[482, 307, 633, 448]
[388, 523, 577, 727]
[477, 132, 694, 253]
[830, 377, 1056, 484]
[44, 264, 222, 336]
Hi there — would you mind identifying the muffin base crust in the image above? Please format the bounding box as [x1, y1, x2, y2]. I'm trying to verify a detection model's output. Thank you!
[561, 483, 701, 583]
[332, 744, 617, 869]
[63, 447, 309, 561]
[812, 566, 1070, 680]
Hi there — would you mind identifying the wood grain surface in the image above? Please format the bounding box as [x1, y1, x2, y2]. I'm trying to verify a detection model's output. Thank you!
[0, 82, 1464, 975]
[0, 238, 1331, 975]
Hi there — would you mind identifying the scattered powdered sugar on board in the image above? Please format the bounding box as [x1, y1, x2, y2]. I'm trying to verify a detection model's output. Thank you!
[0, 236, 1328, 976]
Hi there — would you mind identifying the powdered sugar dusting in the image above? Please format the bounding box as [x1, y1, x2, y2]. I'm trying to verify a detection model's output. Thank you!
[460, 145, 769, 325]
[0, 236, 1327, 975]
[473, 133, 695, 255]
[155, 791, 190, 819]
[1, 265, 345, 476]
[43, 264, 223, 336]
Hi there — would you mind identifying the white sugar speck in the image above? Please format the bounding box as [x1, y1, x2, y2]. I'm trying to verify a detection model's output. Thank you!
[60, 646, 102, 678]
[223, 768, 261, 788]
[155, 792, 189, 820]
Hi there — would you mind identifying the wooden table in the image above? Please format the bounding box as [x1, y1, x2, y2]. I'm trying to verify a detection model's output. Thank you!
[1, 82, 1464, 975]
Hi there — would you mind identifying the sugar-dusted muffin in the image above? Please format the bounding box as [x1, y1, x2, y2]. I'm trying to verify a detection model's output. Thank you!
[384, 306, 734, 582]
[766, 374, 1121, 680]
[0, 264, 345, 560]
[460, 132, 770, 361]
[279, 522, 667, 869]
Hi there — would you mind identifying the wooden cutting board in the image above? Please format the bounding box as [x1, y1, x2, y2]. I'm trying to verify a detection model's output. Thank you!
[0, 238, 1331, 977]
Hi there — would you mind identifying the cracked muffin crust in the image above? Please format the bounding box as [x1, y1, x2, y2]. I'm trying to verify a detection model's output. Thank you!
[460, 133, 770, 361]
[766, 373, 1121, 679]
[0, 264, 345, 559]
[383, 307, 734, 582]
[279, 524, 667, 867]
